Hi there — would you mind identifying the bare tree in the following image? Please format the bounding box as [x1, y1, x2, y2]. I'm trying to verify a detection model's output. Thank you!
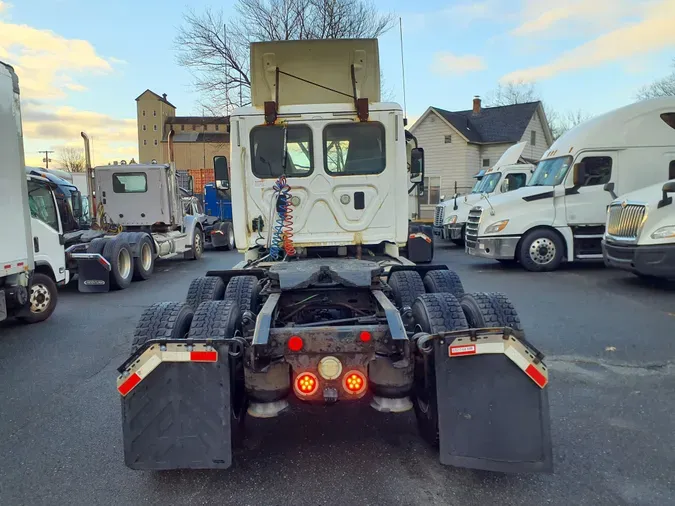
[58, 147, 86, 172]
[175, 0, 395, 113]
[636, 59, 675, 100]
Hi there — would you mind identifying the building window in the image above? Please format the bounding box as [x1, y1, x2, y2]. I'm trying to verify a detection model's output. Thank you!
[154, 139, 158, 146]
[142, 125, 146, 131]
[142, 110, 146, 117]
[531, 130, 537, 146]
[181, 125, 185, 131]
[483, 159, 490, 167]
[153, 125, 157, 131]
[153, 110, 157, 117]
[215, 124, 219, 131]
[143, 140, 147, 145]
[444, 135, 452, 144]
[423, 176, 441, 205]
[192, 125, 196, 131]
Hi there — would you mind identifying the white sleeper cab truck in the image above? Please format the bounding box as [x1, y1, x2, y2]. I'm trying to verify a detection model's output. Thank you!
[0, 61, 58, 323]
[434, 141, 533, 245]
[466, 97, 675, 272]
[602, 179, 675, 280]
[114, 39, 552, 475]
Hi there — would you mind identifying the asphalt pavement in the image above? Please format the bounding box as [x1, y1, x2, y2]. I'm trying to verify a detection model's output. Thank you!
[1, 244, 674, 506]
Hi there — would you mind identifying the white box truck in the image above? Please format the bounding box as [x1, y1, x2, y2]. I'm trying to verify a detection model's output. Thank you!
[465, 97, 675, 271]
[433, 141, 534, 245]
[1, 61, 58, 323]
[602, 178, 675, 280]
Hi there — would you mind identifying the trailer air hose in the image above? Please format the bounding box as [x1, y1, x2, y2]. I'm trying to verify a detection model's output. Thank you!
[269, 175, 296, 260]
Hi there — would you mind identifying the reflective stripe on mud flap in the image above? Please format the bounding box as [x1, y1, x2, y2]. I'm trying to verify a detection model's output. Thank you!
[117, 343, 218, 396]
[409, 232, 432, 244]
[448, 330, 548, 388]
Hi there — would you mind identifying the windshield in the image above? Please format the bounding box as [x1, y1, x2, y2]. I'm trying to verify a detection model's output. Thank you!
[470, 179, 484, 193]
[478, 173, 501, 193]
[528, 156, 573, 187]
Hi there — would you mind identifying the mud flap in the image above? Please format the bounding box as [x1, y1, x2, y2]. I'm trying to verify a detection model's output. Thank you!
[120, 342, 232, 470]
[434, 332, 553, 473]
[70, 253, 111, 293]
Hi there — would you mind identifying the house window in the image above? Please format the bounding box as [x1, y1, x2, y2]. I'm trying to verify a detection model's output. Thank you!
[181, 124, 184, 131]
[142, 110, 146, 117]
[423, 176, 441, 205]
[215, 124, 219, 131]
[444, 135, 452, 144]
[483, 159, 490, 167]
[153, 125, 158, 131]
[143, 140, 147, 145]
[531, 130, 537, 146]
[154, 140, 158, 146]
[142, 125, 146, 131]
[153, 110, 157, 117]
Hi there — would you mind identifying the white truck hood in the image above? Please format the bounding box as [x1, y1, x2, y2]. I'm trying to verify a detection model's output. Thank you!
[493, 141, 527, 170]
[610, 180, 671, 205]
[474, 185, 557, 235]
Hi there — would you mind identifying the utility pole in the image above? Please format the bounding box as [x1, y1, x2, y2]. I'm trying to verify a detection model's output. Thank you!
[39, 150, 54, 168]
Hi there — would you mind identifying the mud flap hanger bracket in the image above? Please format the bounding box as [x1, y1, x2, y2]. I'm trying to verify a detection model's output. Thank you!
[415, 327, 549, 389]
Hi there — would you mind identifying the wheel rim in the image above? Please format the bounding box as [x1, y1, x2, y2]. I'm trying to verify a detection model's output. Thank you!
[118, 248, 132, 279]
[140, 243, 152, 270]
[529, 237, 556, 265]
[195, 232, 203, 255]
[30, 283, 51, 313]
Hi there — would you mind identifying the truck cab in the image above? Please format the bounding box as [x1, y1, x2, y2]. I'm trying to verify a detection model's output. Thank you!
[602, 179, 675, 280]
[466, 97, 675, 271]
[433, 141, 533, 244]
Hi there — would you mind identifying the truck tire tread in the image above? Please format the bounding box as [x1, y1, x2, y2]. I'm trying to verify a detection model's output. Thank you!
[131, 302, 194, 352]
[185, 276, 226, 310]
[423, 270, 465, 298]
[388, 271, 425, 309]
[188, 300, 241, 340]
[102, 237, 133, 290]
[225, 275, 260, 314]
[459, 292, 523, 332]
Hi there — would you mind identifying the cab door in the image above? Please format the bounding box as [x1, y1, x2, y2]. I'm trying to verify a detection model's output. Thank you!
[564, 151, 616, 226]
[27, 179, 67, 284]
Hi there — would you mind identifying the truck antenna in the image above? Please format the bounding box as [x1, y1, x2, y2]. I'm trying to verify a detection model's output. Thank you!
[399, 17, 408, 125]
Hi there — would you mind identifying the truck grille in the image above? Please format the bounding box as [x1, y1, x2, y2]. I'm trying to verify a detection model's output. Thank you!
[606, 202, 646, 241]
[465, 207, 482, 248]
[434, 205, 445, 227]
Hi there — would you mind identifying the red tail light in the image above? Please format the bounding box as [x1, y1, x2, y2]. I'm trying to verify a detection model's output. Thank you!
[288, 335, 304, 352]
[359, 330, 371, 342]
[295, 372, 318, 396]
[343, 371, 367, 395]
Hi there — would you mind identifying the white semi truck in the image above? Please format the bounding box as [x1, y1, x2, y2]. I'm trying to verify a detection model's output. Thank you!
[466, 97, 675, 271]
[602, 179, 675, 280]
[1, 61, 58, 323]
[115, 39, 552, 475]
[433, 141, 534, 245]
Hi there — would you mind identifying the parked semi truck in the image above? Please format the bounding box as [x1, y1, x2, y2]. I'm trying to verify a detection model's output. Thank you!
[1, 61, 58, 323]
[602, 178, 675, 280]
[202, 181, 236, 251]
[466, 97, 675, 271]
[116, 39, 552, 474]
[433, 141, 534, 245]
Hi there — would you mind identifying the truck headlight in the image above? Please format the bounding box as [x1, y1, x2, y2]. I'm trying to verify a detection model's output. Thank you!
[445, 215, 458, 225]
[651, 226, 675, 239]
[485, 220, 509, 234]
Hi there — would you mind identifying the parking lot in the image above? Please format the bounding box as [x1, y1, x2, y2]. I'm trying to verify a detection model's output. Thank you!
[1, 244, 674, 506]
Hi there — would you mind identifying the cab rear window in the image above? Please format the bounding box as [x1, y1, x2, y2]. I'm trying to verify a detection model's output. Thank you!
[323, 123, 385, 176]
[112, 173, 147, 193]
[250, 125, 313, 178]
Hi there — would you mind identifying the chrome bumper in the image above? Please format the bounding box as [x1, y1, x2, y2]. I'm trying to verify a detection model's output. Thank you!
[448, 224, 463, 240]
[465, 236, 519, 260]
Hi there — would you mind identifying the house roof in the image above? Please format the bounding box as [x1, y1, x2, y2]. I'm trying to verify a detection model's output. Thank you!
[166, 116, 230, 125]
[135, 89, 176, 109]
[431, 101, 542, 144]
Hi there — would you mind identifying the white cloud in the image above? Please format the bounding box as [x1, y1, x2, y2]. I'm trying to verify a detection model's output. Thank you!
[432, 52, 486, 75]
[502, 0, 675, 82]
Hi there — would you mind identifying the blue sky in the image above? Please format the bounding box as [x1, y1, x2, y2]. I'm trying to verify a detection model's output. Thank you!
[2, 0, 674, 166]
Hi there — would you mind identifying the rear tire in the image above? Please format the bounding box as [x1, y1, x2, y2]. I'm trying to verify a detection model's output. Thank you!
[132, 234, 155, 281]
[423, 270, 464, 298]
[17, 273, 58, 324]
[388, 271, 425, 309]
[131, 302, 194, 352]
[460, 292, 523, 334]
[86, 237, 107, 255]
[411, 293, 469, 447]
[225, 275, 261, 314]
[185, 276, 226, 310]
[103, 237, 133, 290]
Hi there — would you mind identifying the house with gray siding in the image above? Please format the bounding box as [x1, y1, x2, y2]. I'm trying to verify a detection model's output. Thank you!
[410, 97, 553, 218]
